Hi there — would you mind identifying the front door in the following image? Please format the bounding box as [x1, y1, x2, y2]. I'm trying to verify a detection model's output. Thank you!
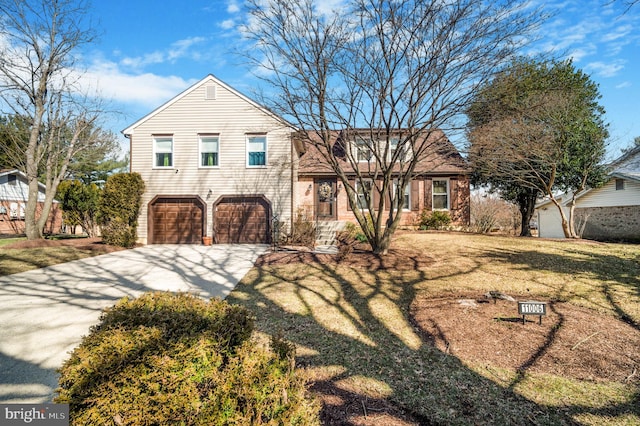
[315, 179, 337, 220]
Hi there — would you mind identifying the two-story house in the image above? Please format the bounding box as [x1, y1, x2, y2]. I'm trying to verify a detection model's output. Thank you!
[123, 75, 296, 244]
[295, 129, 470, 228]
[125, 75, 470, 245]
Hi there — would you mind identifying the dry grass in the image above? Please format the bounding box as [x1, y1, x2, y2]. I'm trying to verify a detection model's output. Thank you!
[0, 237, 124, 276]
[228, 232, 640, 425]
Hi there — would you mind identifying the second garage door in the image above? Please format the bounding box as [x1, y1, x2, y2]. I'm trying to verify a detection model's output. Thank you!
[149, 197, 205, 244]
[214, 196, 270, 244]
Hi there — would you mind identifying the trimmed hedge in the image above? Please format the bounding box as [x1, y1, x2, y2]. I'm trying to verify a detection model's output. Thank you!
[55, 292, 319, 425]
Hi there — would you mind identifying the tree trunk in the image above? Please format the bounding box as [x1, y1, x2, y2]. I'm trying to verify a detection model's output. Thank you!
[517, 191, 537, 237]
[25, 113, 44, 240]
[25, 178, 43, 239]
[545, 195, 579, 239]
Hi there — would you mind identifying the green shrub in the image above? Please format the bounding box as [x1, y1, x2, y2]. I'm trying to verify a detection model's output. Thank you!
[55, 292, 319, 426]
[57, 180, 101, 236]
[98, 173, 145, 247]
[100, 218, 137, 248]
[418, 209, 452, 230]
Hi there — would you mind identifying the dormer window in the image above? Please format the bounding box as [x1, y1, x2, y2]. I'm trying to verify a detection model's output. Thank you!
[355, 138, 373, 162]
[389, 137, 411, 162]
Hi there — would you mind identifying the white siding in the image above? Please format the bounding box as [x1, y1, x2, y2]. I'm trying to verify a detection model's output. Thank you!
[0, 172, 47, 203]
[577, 179, 640, 208]
[537, 204, 570, 239]
[128, 76, 294, 243]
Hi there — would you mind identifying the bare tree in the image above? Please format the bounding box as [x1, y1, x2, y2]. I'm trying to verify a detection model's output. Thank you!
[242, 0, 545, 254]
[0, 0, 116, 239]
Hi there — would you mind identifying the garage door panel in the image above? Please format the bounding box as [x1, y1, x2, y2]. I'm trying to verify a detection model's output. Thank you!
[214, 196, 269, 244]
[149, 197, 204, 244]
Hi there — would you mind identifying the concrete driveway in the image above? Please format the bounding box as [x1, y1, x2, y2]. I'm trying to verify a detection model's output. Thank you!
[0, 244, 268, 404]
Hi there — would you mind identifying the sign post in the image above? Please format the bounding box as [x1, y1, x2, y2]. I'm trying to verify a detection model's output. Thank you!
[518, 301, 547, 325]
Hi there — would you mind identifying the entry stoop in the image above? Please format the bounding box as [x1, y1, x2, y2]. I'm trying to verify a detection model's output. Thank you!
[315, 221, 347, 247]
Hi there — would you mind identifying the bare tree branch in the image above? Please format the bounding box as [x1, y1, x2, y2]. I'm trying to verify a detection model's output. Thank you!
[241, 0, 546, 253]
[0, 0, 116, 239]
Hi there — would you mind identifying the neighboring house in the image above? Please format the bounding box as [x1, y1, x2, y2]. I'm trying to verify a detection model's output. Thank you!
[123, 75, 296, 245]
[0, 169, 63, 235]
[295, 129, 470, 228]
[536, 145, 640, 241]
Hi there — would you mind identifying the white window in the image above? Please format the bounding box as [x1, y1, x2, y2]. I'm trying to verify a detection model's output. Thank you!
[154, 136, 173, 168]
[356, 180, 373, 209]
[393, 180, 410, 210]
[247, 135, 267, 167]
[9, 202, 24, 219]
[355, 138, 373, 162]
[432, 179, 449, 210]
[389, 137, 409, 162]
[200, 135, 219, 167]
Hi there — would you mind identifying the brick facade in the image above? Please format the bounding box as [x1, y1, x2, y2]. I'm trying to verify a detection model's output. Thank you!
[296, 175, 470, 228]
[578, 206, 640, 242]
[0, 200, 63, 236]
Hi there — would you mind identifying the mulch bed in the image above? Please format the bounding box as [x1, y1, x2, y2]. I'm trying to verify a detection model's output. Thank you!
[258, 247, 640, 425]
[257, 247, 433, 270]
[411, 295, 640, 383]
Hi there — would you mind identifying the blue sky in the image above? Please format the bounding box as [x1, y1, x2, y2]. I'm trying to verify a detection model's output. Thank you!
[83, 0, 639, 160]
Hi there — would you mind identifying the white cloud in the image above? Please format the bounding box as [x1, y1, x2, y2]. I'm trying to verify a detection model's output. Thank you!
[220, 19, 236, 30]
[227, 1, 240, 13]
[615, 81, 631, 89]
[533, 0, 640, 76]
[119, 37, 208, 70]
[83, 59, 196, 108]
[586, 60, 625, 78]
[314, 0, 348, 15]
[566, 45, 596, 63]
[601, 24, 632, 43]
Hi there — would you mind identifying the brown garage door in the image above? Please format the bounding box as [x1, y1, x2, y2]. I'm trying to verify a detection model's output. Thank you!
[214, 196, 270, 244]
[149, 197, 204, 244]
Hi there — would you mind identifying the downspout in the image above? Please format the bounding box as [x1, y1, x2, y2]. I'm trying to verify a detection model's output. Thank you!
[290, 134, 296, 236]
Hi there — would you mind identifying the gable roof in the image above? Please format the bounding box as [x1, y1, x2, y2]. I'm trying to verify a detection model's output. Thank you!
[0, 169, 47, 192]
[295, 129, 469, 176]
[121, 74, 296, 136]
[608, 145, 640, 183]
[536, 147, 640, 209]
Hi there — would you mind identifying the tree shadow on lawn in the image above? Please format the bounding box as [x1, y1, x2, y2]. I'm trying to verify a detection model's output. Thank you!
[482, 246, 640, 331]
[228, 254, 584, 425]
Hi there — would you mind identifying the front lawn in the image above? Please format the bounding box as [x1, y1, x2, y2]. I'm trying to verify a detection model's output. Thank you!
[0, 237, 124, 276]
[227, 232, 640, 425]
